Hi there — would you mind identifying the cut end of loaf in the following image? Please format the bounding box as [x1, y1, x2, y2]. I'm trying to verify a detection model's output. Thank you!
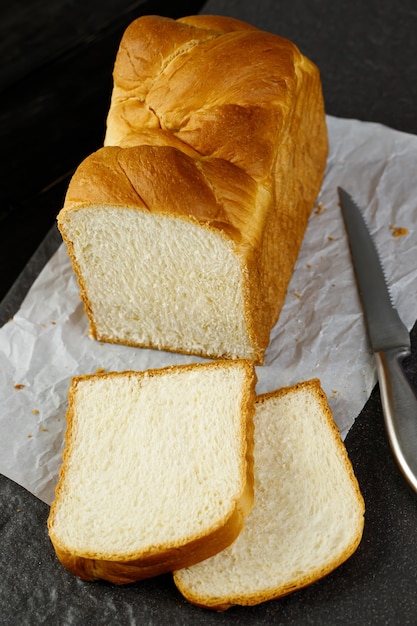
[58, 205, 260, 361]
[47, 360, 256, 583]
[173, 379, 365, 610]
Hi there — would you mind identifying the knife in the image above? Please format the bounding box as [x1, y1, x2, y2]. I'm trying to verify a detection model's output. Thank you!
[338, 187, 417, 494]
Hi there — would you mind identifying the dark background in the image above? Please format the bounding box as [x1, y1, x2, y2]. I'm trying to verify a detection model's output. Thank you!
[0, 0, 208, 303]
[1, 1, 417, 624]
[1, 0, 417, 304]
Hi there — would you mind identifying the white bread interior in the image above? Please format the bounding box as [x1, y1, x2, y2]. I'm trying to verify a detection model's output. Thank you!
[47, 360, 256, 584]
[173, 379, 365, 610]
[57, 14, 328, 364]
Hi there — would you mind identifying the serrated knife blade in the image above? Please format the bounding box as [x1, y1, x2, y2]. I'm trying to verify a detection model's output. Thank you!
[338, 187, 417, 494]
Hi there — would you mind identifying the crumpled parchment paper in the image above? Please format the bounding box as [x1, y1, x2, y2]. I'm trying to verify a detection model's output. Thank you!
[1, 115, 416, 504]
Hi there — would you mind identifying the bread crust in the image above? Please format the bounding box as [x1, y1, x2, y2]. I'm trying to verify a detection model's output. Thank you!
[47, 360, 256, 584]
[58, 15, 328, 363]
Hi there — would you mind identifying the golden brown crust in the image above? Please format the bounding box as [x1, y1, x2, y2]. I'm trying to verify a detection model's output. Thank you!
[47, 360, 257, 584]
[105, 16, 302, 178]
[61, 145, 258, 241]
[178, 14, 260, 34]
[58, 15, 328, 363]
[50, 502, 250, 585]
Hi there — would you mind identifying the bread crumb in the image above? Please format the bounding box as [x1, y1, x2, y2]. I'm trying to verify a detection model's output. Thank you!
[95, 367, 107, 375]
[390, 225, 409, 237]
[27, 434, 33, 439]
[40, 427, 48, 432]
[328, 236, 334, 241]
[32, 409, 39, 415]
[294, 292, 302, 299]
[16, 508, 22, 513]
[315, 202, 324, 215]
[14, 384, 25, 390]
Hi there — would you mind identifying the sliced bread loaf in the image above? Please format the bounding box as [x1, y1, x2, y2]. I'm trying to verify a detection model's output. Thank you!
[47, 360, 256, 584]
[57, 15, 328, 363]
[173, 379, 365, 610]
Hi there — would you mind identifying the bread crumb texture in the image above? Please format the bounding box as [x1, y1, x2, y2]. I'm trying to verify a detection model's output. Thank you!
[48, 361, 256, 582]
[174, 379, 364, 610]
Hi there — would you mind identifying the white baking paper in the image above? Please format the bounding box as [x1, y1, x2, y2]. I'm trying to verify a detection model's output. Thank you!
[1, 116, 416, 505]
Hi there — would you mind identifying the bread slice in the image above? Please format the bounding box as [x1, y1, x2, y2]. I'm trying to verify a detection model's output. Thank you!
[47, 360, 256, 584]
[173, 379, 365, 610]
[57, 14, 328, 364]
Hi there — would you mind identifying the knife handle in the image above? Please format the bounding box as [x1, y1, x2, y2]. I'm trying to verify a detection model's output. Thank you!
[375, 348, 417, 494]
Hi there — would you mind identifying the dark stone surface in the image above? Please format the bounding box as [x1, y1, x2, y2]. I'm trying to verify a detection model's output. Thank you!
[1, 319, 416, 626]
[1, 1, 417, 624]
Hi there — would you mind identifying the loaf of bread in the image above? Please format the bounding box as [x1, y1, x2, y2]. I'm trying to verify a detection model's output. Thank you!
[57, 14, 328, 363]
[47, 360, 256, 583]
[174, 379, 365, 610]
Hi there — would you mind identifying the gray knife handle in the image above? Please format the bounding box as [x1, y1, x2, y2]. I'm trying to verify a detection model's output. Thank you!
[375, 348, 417, 493]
